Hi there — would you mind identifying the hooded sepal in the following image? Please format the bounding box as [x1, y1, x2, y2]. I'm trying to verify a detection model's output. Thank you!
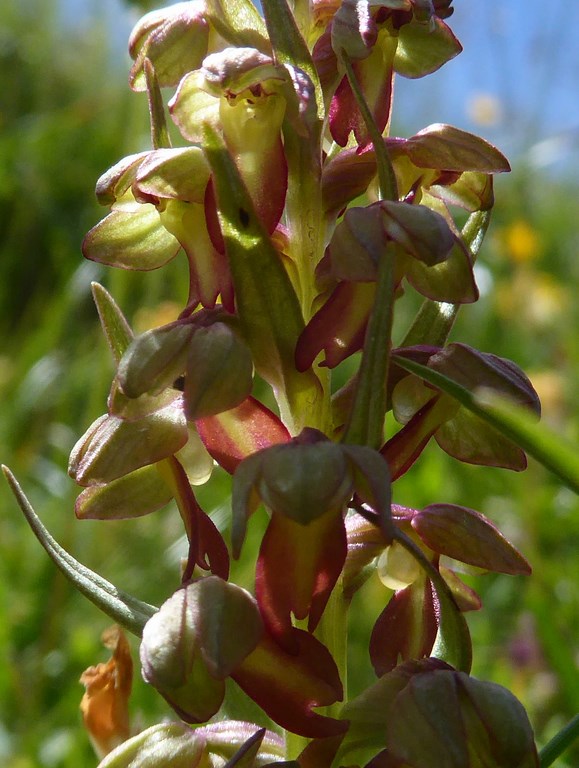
[86, 147, 231, 309]
[82, 204, 181, 271]
[74, 465, 173, 521]
[321, 124, 509, 222]
[322, 1, 460, 147]
[170, 48, 288, 244]
[68, 392, 188, 487]
[117, 319, 198, 399]
[95, 719, 285, 767]
[329, 201, 455, 285]
[134, 148, 232, 308]
[393, 9, 462, 79]
[184, 322, 254, 420]
[117, 313, 253, 420]
[338, 658, 454, 764]
[198, 721, 285, 766]
[95, 723, 206, 767]
[390, 669, 540, 767]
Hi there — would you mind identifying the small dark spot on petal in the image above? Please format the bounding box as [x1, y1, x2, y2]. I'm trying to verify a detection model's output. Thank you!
[239, 208, 250, 227]
[173, 375, 185, 391]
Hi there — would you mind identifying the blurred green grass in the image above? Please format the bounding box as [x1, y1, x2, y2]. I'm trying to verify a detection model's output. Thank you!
[0, 1, 577, 765]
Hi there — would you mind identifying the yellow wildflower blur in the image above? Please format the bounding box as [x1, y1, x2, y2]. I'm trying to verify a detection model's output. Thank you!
[133, 300, 182, 333]
[503, 219, 543, 263]
[467, 92, 503, 127]
[80, 625, 133, 759]
[495, 269, 569, 329]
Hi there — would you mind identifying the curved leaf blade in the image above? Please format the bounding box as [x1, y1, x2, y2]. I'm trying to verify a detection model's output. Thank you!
[2, 466, 157, 636]
[391, 355, 579, 494]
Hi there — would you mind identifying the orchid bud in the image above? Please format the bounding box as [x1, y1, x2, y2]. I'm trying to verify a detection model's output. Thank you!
[128, 2, 210, 91]
[184, 322, 254, 420]
[96, 723, 205, 767]
[140, 577, 263, 723]
[341, 660, 539, 768]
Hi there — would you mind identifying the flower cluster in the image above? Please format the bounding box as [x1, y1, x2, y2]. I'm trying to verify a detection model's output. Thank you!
[15, 1, 546, 766]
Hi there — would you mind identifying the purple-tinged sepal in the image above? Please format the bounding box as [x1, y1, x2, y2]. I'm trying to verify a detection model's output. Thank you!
[170, 48, 288, 246]
[233, 429, 392, 642]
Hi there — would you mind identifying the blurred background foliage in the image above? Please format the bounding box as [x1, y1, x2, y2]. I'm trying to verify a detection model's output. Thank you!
[0, 0, 577, 765]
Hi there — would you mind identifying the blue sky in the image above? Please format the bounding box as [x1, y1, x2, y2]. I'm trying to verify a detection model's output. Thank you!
[60, 0, 579, 176]
[393, 2, 579, 175]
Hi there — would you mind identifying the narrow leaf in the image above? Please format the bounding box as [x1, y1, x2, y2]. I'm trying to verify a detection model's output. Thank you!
[539, 713, 579, 767]
[392, 356, 579, 494]
[3, 466, 156, 636]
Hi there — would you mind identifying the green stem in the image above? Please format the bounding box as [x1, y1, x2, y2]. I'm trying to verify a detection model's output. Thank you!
[342, 246, 395, 448]
[144, 58, 171, 150]
[314, 575, 349, 714]
[393, 528, 472, 673]
[338, 50, 398, 447]
[539, 714, 579, 767]
[340, 55, 398, 202]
